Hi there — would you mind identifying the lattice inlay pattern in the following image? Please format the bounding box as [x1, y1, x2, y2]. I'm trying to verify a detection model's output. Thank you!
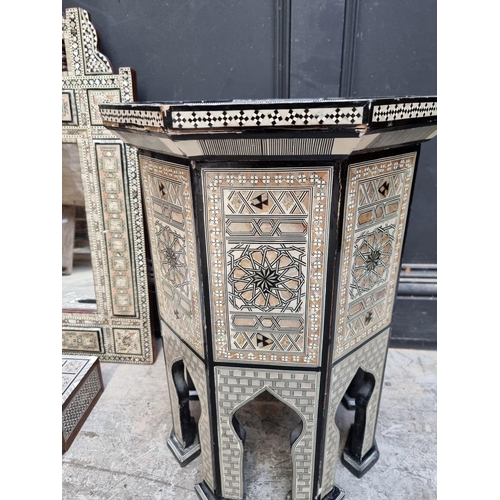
[172, 106, 363, 129]
[139, 156, 204, 357]
[63, 75, 126, 91]
[62, 366, 102, 440]
[162, 324, 214, 490]
[199, 137, 338, 156]
[372, 101, 437, 122]
[215, 367, 320, 500]
[62, 8, 153, 364]
[321, 330, 389, 497]
[334, 153, 416, 359]
[203, 168, 333, 365]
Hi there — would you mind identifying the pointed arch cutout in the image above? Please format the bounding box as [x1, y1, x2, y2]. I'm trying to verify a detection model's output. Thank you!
[333, 365, 376, 465]
[229, 385, 307, 499]
[171, 359, 197, 448]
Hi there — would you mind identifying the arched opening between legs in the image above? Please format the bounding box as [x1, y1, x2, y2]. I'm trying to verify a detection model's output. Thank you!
[167, 359, 201, 465]
[232, 389, 304, 500]
[338, 367, 380, 478]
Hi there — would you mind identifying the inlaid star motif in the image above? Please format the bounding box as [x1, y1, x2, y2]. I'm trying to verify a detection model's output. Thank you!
[227, 244, 306, 312]
[157, 224, 190, 297]
[350, 224, 394, 298]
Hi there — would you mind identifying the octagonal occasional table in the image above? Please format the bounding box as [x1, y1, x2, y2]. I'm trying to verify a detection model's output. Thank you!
[100, 96, 437, 500]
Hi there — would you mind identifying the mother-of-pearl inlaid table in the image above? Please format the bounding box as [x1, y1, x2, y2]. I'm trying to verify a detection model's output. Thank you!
[100, 96, 437, 500]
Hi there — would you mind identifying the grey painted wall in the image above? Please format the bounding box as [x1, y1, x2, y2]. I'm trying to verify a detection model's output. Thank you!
[349, 0, 437, 263]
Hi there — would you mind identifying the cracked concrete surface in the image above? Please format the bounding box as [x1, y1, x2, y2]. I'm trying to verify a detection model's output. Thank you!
[62, 340, 436, 500]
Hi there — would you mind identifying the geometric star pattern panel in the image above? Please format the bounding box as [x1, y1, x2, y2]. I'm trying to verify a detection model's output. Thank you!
[333, 152, 416, 359]
[139, 156, 204, 357]
[203, 168, 333, 365]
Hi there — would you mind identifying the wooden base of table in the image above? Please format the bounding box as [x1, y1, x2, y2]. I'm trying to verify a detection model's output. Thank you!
[167, 428, 201, 466]
[341, 441, 380, 479]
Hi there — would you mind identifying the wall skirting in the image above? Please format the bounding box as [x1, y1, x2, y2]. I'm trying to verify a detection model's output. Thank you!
[391, 264, 437, 349]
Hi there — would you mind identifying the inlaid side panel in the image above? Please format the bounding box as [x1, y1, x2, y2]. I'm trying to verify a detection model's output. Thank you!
[62, 364, 103, 441]
[203, 168, 333, 365]
[215, 367, 320, 500]
[334, 153, 416, 359]
[113, 328, 142, 355]
[96, 143, 135, 316]
[162, 324, 214, 490]
[62, 355, 97, 402]
[321, 330, 389, 497]
[139, 156, 205, 357]
[62, 329, 103, 353]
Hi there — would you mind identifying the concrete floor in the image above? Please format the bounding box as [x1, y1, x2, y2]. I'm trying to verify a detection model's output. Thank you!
[62, 255, 96, 311]
[62, 339, 437, 500]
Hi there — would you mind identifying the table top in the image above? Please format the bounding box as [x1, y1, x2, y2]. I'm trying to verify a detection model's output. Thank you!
[100, 95, 437, 134]
[62, 355, 98, 404]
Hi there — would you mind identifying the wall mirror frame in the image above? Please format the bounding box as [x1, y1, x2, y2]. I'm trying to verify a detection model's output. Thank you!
[62, 7, 155, 363]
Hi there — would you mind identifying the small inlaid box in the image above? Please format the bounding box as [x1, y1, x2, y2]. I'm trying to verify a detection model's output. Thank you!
[62, 355, 104, 453]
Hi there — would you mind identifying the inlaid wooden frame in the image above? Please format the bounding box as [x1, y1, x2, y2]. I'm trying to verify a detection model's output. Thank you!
[62, 7, 155, 363]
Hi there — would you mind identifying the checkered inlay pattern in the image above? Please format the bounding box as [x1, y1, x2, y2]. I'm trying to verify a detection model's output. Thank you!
[162, 325, 214, 490]
[215, 367, 320, 500]
[100, 107, 164, 129]
[372, 101, 437, 122]
[172, 107, 363, 129]
[321, 330, 389, 497]
[62, 367, 102, 440]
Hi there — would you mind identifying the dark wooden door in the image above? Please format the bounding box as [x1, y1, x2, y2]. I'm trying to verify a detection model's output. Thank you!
[62, 0, 437, 348]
